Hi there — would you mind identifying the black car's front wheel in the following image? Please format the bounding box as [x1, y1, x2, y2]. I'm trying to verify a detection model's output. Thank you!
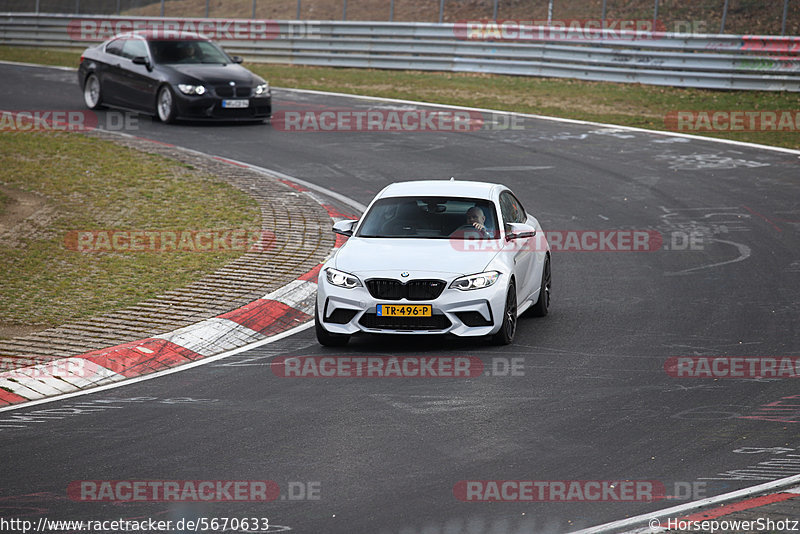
[83, 73, 104, 110]
[156, 85, 177, 123]
[492, 281, 517, 345]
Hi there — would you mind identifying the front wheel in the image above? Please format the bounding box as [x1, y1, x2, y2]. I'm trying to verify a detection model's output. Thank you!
[530, 255, 551, 317]
[83, 73, 104, 110]
[156, 85, 177, 123]
[315, 303, 350, 347]
[492, 282, 517, 345]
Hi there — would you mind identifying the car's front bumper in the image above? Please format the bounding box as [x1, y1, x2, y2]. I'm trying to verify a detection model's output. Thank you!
[316, 267, 509, 337]
[173, 92, 272, 120]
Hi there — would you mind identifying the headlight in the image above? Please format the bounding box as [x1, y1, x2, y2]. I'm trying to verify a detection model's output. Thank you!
[325, 267, 361, 289]
[254, 82, 270, 96]
[178, 84, 206, 95]
[450, 271, 501, 291]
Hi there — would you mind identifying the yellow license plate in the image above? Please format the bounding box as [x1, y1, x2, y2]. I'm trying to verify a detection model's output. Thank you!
[377, 304, 432, 317]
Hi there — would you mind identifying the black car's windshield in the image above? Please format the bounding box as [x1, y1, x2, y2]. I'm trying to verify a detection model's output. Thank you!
[356, 197, 500, 239]
[148, 40, 231, 64]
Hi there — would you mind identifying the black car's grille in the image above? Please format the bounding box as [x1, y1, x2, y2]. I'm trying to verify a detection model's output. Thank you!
[359, 313, 451, 331]
[215, 85, 251, 98]
[366, 279, 446, 301]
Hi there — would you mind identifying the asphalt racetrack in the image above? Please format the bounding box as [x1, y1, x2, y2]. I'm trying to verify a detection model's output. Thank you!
[1, 63, 799, 533]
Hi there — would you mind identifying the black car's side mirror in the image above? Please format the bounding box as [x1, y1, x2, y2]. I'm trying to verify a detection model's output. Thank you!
[132, 56, 152, 71]
[231, 56, 244, 64]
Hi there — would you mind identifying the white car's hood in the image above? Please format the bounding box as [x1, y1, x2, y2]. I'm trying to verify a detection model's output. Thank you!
[334, 238, 499, 277]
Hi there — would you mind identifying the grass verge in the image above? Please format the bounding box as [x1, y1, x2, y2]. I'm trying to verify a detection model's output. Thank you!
[0, 189, 10, 217]
[1, 45, 797, 150]
[0, 131, 260, 336]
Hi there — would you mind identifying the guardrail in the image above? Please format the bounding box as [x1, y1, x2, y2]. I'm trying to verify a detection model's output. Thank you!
[2, 13, 799, 91]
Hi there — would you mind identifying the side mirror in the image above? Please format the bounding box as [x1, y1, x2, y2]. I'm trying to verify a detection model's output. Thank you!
[132, 56, 152, 70]
[332, 219, 358, 237]
[505, 222, 536, 241]
[231, 56, 244, 64]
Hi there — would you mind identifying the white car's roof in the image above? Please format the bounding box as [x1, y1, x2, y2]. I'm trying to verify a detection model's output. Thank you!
[377, 180, 505, 200]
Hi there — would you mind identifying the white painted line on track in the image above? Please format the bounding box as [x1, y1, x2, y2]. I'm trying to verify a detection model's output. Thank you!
[277, 87, 800, 156]
[569, 473, 800, 534]
[0, 322, 313, 413]
[1, 60, 797, 157]
[0, 59, 76, 71]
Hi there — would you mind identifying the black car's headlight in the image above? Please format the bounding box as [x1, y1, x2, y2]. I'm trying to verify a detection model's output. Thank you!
[178, 84, 207, 95]
[254, 82, 270, 96]
[450, 271, 501, 291]
[325, 268, 362, 289]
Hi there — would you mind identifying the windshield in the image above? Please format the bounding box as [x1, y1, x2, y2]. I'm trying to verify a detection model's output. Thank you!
[356, 197, 500, 239]
[148, 40, 232, 64]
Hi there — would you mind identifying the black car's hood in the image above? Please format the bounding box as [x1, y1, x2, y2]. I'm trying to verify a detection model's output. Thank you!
[166, 63, 257, 86]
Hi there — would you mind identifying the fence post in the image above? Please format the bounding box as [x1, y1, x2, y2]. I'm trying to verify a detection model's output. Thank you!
[547, 0, 553, 24]
[297, 0, 301, 19]
[653, 0, 659, 28]
[160, 0, 165, 17]
[782, 0, 789, 36]
[439, 0, 445, 23]
[493, 0, 498, 20]
[390, 0, 395, 21]
[117, 0, 121, 16]
[35, 0, 39, 14]
[75, 0, 80, 14]
[720, 0, 729, 33]
[252, 0, 256, 19]
[601, 0, 606, 26]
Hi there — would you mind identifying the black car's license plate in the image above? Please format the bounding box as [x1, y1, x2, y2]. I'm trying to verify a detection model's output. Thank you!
[222, 99, 249, 108]
[377, 304, 432, 317]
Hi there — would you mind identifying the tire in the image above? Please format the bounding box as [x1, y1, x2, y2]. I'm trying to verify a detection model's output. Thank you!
[492, 281, 517, 345]
[315, 303, 350, 347]
[156, 85, 177, 123]
[83, 73, 104, 110]
[530, 255, 551, 317]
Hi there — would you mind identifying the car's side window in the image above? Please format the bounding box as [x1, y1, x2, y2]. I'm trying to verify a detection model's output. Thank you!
[105, 38, 124, 56]
[499, 191, 526, 226]
[121, 39, 148, 60]
[508, 193, 527, 223]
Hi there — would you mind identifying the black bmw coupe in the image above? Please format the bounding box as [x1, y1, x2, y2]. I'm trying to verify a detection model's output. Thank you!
[78, 31, 272, 123]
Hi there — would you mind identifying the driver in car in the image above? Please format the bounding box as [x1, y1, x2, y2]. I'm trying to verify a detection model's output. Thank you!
[452, 206, 491, 238]
[465, 206, 487, 232]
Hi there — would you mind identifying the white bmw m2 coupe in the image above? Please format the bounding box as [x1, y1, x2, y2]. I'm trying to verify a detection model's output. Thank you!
[315, 180, 551, 346]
